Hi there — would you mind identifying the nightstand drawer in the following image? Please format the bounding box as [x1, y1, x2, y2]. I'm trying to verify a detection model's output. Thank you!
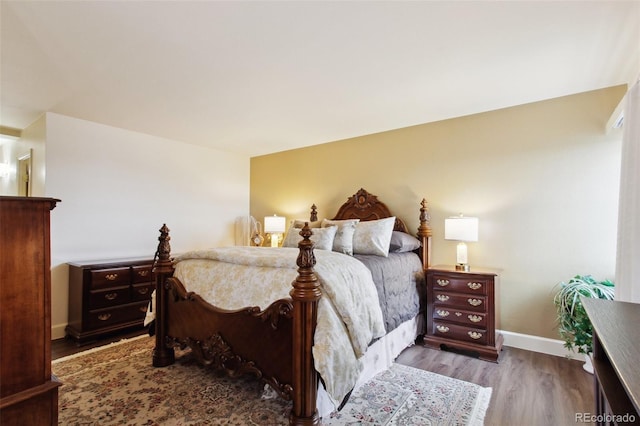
[132, 264, 153, 283]
[131, 282, 154, 302]
[86, 302, 148, 330]
[89, 286, 131, 309]
[431, 321, 488, 345]
[430, 274, 489, 295]
[433, 308, 487, 327]
[90, 267, 131, 289]
[433, 291, 486, 311]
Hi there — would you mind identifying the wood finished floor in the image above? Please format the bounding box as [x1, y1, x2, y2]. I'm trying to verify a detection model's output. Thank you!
[396, 345, 593, 426]
[53, 334, 593, 426]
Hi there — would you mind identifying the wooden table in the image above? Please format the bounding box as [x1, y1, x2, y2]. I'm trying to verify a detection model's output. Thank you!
[582, 298, 640, 425]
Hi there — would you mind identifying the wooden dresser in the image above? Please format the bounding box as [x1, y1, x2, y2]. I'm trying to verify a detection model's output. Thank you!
[0, 196, 61, 425]
[66, 258, 154, 344]
[423, 265, 503, 362]
[582, 298, 639, 425]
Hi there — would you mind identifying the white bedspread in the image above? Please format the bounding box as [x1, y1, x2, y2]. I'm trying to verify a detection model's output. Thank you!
[171, 246, 386, 406]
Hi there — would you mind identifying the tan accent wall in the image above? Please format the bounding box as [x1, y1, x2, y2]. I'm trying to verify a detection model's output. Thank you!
[250, 85, 626, 340]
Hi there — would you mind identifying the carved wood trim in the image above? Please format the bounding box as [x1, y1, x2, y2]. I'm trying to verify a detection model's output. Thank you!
[417, 198, 432, 268]
[309, 204, 318, 222]
[152, 224, 175, 367]
[332, 188, 409, 232]
[289, 223, 321, 425]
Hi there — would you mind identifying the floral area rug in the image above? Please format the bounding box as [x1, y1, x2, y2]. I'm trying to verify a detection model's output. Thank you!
[53, 336, 491, 425]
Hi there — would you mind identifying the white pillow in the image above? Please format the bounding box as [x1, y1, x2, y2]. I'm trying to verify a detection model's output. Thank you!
[282, 219, 322, 247]
[282, 225, 337, 251]
[353, 217, 396, 257]
[321, 218, 359, 256]
[291, 219, 322, 229]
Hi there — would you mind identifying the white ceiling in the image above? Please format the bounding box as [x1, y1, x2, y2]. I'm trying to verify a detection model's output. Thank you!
[1, 1, 638, 157]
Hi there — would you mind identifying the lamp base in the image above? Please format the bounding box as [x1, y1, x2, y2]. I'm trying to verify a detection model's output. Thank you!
[455, 263, 470, 272]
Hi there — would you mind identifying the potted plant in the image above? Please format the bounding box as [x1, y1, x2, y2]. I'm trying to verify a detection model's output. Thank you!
[553, 274, 615, 373]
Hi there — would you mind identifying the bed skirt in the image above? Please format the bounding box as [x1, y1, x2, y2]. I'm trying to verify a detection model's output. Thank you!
[316, 314, 424, 418]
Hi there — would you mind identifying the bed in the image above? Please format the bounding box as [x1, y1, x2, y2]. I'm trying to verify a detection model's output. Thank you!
[150, 188, 432, 425]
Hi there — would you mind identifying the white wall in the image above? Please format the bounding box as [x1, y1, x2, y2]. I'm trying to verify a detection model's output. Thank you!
[44, 113, 250, 338]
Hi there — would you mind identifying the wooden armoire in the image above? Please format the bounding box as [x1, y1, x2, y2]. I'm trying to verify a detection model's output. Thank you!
[0, 196, 61, 425]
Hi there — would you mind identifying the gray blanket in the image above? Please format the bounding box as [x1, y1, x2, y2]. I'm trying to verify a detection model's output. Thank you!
[354, 252, 425, 332]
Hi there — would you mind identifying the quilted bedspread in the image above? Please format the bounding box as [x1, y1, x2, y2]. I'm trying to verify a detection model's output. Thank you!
[171, 246, 386, 406]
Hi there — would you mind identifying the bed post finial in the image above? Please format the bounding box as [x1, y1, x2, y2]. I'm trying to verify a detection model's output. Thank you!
[310, 204, 318, 222]
[417, 199, 432, 269]
[152, 223, 176, 368]
[289, 223, 320, 425]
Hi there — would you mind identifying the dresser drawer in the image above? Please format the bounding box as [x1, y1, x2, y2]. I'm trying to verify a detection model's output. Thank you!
[132, 264, 153, 284]
[433, 307, 487, 327]
[90, 267, 131, 289]
[89, 286, 131, 309]
[131, 282, 154, 302]
[433, 291, 487, 311]
[431, 274, 489, 295]
[431, 321, 488, 345]
[86, 302, 148, 330]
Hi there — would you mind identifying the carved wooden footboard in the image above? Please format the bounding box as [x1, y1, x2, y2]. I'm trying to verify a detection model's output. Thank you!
[152, 223, 321, 425]
[151, 189, 432, 425]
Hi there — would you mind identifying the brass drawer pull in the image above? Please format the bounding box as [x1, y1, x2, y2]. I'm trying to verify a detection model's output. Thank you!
[468, 331, 483, 340]
[98, 313, 111, 321]
[436, 325, 450, 333]
[139, 306, 148, 313]
[104, 292, 118, 301]
[467, 282, 482, 290]
[455, 312, 462, 317]
[468, 314, 482, 323]
[436, 279, 450, 287]
[436, 294, 450, 302]
[137, 287, 150, 295]
[105, 273, 118, 281]
[468, 298, 482, 307]
[137, 270, 150, 277]
[436, 309, 450, 317]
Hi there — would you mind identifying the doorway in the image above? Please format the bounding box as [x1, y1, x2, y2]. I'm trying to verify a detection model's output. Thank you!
[17, 150, 32, 196]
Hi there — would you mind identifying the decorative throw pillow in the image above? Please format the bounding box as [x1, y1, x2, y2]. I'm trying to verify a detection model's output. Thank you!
[352, 217, 396, 257]
[389, 231, 422, 253]
[282, 225, 337, 251]
[282, 219, 322, 247]
[321, 218, 359, 256]
[291, 219, 322, 229]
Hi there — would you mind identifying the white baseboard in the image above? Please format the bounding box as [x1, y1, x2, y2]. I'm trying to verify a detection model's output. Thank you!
[52, 324, 67, 340]
[499, 329, 583, 360]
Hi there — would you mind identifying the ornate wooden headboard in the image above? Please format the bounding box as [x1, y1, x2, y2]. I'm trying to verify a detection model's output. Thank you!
[333, 188, 409, 232]
[310, 188, 432, 267]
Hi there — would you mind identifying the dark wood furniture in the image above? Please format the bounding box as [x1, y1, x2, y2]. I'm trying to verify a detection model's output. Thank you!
[423, 265, 503, 362]
[0, 196, 61, 425]
[66, 258, 155, 345]
[151, 188, 432, 425]
[582, 298, 639, 425]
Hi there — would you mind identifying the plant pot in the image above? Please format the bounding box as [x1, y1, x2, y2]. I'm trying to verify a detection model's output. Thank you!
[583, 352, 593, 374]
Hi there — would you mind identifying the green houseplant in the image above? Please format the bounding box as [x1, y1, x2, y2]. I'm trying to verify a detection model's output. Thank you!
[553, 275, 614, 371]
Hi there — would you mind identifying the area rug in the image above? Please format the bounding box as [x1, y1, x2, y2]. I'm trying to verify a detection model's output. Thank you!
[52, 336, 492, 425]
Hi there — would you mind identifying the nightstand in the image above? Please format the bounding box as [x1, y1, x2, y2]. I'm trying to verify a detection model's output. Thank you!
[423, 265, 503, 362]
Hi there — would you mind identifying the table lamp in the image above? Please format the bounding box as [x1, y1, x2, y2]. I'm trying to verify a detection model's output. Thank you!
[444, 214, 479, 272]
[264, 215, 286, 247]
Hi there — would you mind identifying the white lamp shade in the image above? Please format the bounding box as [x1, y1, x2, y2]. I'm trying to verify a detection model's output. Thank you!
[264, 215, 286, 233]
[444, 216, 478, 242]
